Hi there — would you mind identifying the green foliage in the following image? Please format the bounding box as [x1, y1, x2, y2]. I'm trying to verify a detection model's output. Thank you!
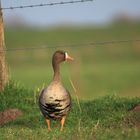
[0, 82, 140, 139]
[0, 81, 32, 111]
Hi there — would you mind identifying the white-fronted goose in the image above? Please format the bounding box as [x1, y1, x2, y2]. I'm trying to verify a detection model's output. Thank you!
[39, 50, 73, 131]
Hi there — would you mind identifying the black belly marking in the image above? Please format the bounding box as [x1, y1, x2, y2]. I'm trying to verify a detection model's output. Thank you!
[39, 97, 71, 120]
[55, 99, 67, 102]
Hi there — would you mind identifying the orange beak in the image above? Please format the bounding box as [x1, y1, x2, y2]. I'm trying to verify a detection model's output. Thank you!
[65, 52, 74, 61]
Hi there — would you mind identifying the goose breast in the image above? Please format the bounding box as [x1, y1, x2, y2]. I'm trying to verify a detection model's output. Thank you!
[39, 82, 71, 120]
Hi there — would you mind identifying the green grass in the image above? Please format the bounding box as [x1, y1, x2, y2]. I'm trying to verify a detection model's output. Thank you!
[4, 23, 140, 99]
[1, 23, 140, 139]
[0, 82, 140, 139]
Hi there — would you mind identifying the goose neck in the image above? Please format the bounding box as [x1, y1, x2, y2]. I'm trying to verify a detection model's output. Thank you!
[52, 62, 61, 81]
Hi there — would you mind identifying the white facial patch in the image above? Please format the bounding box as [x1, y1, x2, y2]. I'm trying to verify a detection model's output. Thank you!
[65, 52, 68, 61]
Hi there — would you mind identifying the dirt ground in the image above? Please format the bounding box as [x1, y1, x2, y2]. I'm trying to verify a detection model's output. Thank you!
[0, 108, 23, 125]
[126, 104, 140, 128]
[130, 104, 140, 112]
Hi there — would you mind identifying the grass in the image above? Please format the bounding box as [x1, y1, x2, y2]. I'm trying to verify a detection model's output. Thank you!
[0, 82, 140, 140]
[7, 55, 140, 99]
[2, 23, 140, 138]
[4, 23, 140, 99]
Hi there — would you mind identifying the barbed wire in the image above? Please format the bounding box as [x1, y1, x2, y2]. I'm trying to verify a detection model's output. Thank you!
[1, 0, 93, 10]
[0, 39, 140, 53]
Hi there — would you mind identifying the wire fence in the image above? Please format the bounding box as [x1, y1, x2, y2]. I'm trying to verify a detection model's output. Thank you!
[1, 0, 93, 10]
[0, 39, 140, 53]
[1, 1, 140, 53]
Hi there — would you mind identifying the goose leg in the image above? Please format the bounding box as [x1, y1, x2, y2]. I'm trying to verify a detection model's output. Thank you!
[46, 118, 51, 131]
[60, 117, 66, 131]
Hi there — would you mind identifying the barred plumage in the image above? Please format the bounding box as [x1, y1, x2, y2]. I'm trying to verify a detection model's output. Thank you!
[38, 50, 73, 131]
[39, 83, 71, 120]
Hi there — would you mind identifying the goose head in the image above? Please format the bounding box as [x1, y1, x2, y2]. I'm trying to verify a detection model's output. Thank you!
[52, 50, 73, 81]
[52, 50, 73, 65]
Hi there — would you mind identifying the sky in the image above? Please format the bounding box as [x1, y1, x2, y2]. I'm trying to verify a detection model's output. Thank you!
[1, 0, 140, 27]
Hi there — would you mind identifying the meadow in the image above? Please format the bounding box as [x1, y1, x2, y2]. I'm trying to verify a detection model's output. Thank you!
[0, 22, 140, 139]
[5, 22, 140, 99]
[0, 82, 140, 139]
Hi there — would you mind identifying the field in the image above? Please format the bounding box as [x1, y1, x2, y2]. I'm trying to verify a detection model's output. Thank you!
[5, 23, 140, 99]
[0, 22, 140, 139]
[0, 82, 140, 139]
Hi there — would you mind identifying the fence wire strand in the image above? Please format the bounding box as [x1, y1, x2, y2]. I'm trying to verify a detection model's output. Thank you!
[0, 39, 140, 53]
[1, 0, 93, 10]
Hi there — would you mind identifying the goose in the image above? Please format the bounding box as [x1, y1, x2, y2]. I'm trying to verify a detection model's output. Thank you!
[39, 50, 73, 131]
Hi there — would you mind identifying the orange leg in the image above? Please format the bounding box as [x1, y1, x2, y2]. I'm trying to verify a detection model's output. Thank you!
[60, 117, 66, 131]
[46, 118, 51, 131]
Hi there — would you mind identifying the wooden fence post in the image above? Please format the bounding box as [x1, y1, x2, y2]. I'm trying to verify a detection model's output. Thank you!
[0, 1, 8, 91]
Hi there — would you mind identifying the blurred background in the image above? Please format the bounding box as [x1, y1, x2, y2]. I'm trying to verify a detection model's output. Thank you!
[1, 0, 140, 99]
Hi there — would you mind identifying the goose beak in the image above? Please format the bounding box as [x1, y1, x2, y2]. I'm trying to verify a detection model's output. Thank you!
[65, 52, 74, 61]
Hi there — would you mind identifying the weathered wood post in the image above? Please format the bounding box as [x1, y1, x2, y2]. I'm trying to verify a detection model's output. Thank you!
[0, 1, 8, 91]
